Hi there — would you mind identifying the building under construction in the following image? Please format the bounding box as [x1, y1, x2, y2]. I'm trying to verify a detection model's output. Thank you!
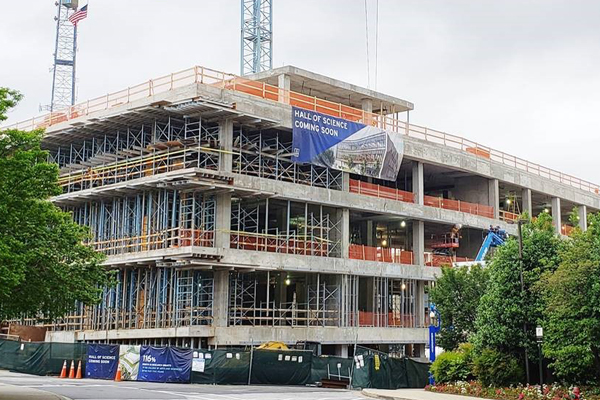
[5, 65, 599, 358]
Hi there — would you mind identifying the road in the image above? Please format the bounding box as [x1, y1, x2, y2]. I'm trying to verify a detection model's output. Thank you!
[0, 370, 366, 400]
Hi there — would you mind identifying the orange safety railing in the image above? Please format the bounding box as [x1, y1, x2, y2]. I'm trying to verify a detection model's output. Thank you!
[499, 210, 520, 223]
[349, 179, 415, 203]
[348, 244, 415, 265]
[358, 311, 417, 328]
[424, 253, 473, 267]
[4, 65, 599, 196]
[424, 195, 495, 219]
[230, 231, 330, 257]
[561, 224, 575, 236]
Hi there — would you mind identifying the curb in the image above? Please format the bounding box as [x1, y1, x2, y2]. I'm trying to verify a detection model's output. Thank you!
[361, 389, 412, 400]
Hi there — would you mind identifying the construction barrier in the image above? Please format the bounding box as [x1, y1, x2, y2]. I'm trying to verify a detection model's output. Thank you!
[0, 339, 429, 388]
[351, 347, 430, 389]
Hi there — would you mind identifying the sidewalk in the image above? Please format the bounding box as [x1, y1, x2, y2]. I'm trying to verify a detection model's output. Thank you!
[0, 382, 70, 400]
[362, 388, 483, 400]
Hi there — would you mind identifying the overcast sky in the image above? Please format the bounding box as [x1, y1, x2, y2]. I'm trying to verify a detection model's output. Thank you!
[1, 1, 599, 183]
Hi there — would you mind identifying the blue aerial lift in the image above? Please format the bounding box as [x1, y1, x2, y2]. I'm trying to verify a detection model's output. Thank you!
[475, 226, 508, 261]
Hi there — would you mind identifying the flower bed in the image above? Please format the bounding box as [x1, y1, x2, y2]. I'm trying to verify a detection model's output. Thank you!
[426, 381, 600, 400]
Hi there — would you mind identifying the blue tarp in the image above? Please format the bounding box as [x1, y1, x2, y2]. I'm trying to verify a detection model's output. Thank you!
[137, 346, 193, 383]
[86, 344, 119, 380]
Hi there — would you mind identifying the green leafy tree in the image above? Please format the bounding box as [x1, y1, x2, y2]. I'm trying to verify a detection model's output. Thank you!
[429, 264, 490, 350]
[539, 212, 600, 384]
[0, 89, 109, 321]
[473, 213, 561, 363]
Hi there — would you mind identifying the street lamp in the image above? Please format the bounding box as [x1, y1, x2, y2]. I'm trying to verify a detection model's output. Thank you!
[536, 326, 544, 386]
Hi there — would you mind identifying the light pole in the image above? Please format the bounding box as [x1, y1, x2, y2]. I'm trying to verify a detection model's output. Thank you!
[517, 219, 531, 384]
[536, 326, 543, 386]
[428, 304, 441, 385]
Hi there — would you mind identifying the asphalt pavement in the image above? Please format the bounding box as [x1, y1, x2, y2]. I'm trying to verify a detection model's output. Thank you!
[0, 370, 366, 400]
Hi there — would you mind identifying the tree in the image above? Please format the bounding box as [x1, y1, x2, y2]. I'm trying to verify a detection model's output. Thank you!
[0, 89, 109, 321]
[540, 212, 600, 385]
[429, 264, 489, 350]
[473, 213, 561, 363]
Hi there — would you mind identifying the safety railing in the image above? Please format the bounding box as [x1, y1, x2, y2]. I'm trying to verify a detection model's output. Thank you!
[424, 253, 473, 267]
[348, 244, 415, 265]
[58, 146, 221, 193]
[4, 64, 598, 196]
[90, 228, 214, 256]
[499, 210, 520, 223]
[229, 231, 333, 257]
[424, 195, 495, 219]
[561, 224, 575, 236]
[349, 179, 415, 203]
[357, 311, 418, 328]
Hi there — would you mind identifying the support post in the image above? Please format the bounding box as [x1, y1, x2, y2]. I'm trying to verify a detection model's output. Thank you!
[340, 208, 350, 258]
[522, 188, 532, 216]
[277, 73, 290, 104]
[212, 270, 229, 328]
[219, 119, 233, 173]
[412, 161, 424, 206]
[551, 197, 562, 235]
[215, 193, 232, 249]
[412, 220, 424, 266]
[578, 205, 588, 231]
[488, 178, 499, 219]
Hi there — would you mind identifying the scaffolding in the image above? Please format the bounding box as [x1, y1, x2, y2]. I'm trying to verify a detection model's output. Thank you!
[44, 268, 214, 332]
[49, 117, 221, 193]
[68, 189, 216, 256]
[234, 129, 343, 190]
[230, 198, 342, 257]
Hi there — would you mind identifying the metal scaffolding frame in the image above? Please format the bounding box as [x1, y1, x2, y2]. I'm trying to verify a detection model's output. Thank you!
[359, 277, 418, 328]
[48, 117, 221, 193]
[230, 198, 342, 257]
[45, 268, 214, 332]
[68, 189, 216, 256]
[233, 129, 343, 190]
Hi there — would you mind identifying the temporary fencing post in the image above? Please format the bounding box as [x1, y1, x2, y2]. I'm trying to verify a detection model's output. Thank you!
[248, 338, 254, 385]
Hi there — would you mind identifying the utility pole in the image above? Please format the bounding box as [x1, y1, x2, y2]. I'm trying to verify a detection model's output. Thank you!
[517, 219, 530, 384]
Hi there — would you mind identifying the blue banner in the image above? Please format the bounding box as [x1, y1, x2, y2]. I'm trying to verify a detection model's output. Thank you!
[86, 344, 119, 380]
[137, 346, 193, 383]
[291, 107, 403, 181]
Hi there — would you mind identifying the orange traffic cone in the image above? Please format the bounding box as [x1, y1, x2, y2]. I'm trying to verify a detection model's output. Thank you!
[68, 360, 75, 379]
[75, 360, 82, 379]
[59, 360, 67, 379]
[114, 364, 122, 382]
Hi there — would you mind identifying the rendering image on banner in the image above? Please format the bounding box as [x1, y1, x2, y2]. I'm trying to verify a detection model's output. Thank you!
[291, 107, 403, 181]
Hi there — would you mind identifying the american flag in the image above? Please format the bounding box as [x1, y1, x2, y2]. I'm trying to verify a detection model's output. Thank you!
[69, 5, 88, 26]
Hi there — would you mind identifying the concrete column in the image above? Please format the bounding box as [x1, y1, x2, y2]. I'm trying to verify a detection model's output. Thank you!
[361, 98, 373, 113]
[522, 188, 532, 216]
[488, 179, 499, 219]
[219, 119, 233, 173]
[214, 193, 232, 249]
[412, 161, 424, 206]
[412, 220, 425, 266]
[342, 172, 350, 192]
[552, 197, 562, 235]
[578, 205, 588, 231]
[415, 281, 425, 327]
[339, 208, 350, 258]
[212, 269, 230, 327]
[366, 221, 374, 246]
[335, 345, 349, 358]
[277, 73, 291, 104]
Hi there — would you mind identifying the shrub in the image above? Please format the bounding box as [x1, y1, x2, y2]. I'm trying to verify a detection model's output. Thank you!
[430, 343, 474, 383]
[473, 348, 524, 387]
